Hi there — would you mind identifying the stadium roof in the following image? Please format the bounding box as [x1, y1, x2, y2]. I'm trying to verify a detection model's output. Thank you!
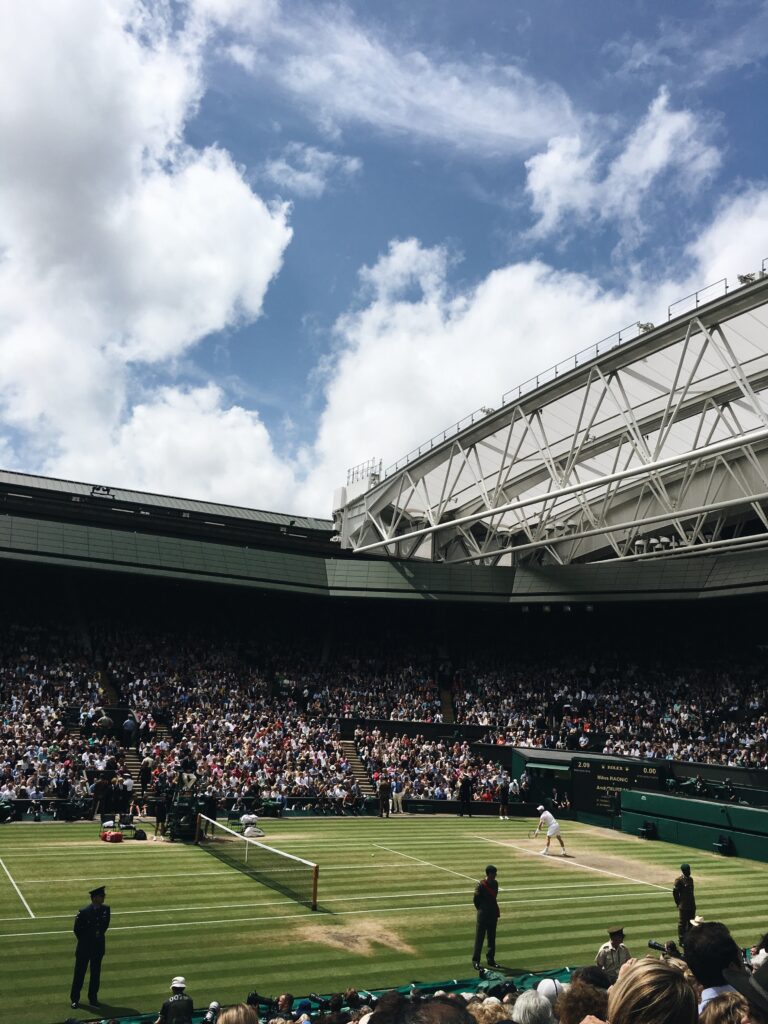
[0, 468, 332, 530]
[337, 269, 768, 567]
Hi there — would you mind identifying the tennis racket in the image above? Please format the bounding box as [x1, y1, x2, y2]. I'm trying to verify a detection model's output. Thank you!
[527, 828, 539, 839]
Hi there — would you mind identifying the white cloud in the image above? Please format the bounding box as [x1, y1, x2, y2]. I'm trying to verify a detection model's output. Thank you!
[296, 182, 768, 515]
[687, 188, 768, 282]
[1, 0, 765, 526]
[112, 148, 291, 361]
[51, 385, 296, 510]
[262, 142, 361, 198]
[296, 239, 639, 513]
[606, 6, 768, 86]
[525, 89, 721, 243]
[0, 1, 291, 474]
[200, 1, 575, 155]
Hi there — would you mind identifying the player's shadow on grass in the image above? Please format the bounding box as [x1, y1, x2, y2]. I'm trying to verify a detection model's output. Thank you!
[480, 963, 533, 977]
[82, 1001, 142, 1017]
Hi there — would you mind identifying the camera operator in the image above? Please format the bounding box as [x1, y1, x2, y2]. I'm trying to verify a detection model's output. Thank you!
[648, 939, 683, 961]
[155, 976, 193, 1024]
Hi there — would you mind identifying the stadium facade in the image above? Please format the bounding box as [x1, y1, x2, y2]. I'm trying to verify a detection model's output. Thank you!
[3, 271, 768, 603]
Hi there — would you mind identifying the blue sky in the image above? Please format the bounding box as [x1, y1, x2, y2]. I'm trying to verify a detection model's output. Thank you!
[0, 0, 767, 515]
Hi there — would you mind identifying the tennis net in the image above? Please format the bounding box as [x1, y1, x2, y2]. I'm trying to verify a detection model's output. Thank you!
[196, 815, 319, 910]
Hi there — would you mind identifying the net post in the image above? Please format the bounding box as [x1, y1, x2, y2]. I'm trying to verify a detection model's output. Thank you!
[311, 864, 319, 911]
[195, 813, 203, 844]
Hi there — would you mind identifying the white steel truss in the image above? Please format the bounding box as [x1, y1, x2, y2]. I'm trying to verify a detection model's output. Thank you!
[337, 277, 768, 565]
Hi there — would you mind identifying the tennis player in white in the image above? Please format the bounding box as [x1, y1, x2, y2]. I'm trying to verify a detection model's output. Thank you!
[534, 805, 567, 856]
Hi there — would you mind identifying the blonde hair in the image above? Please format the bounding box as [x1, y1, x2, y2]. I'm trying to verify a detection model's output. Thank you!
[607, 958, 697, 1024]
[700, 992, 749, 1024]
[468, 1001, 514, 1024]
[217, 1005, 261, 1024]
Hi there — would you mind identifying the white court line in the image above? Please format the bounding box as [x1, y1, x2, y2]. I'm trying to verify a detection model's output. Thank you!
[0, 878, 650, 922]
[17, 873, 644, 893]
[373, 844, 479, 882]
[0, 887, 669, 938]
[472, 835, 673, 891]
[0, 857, 35, 918]
[21, 869, 235, 884]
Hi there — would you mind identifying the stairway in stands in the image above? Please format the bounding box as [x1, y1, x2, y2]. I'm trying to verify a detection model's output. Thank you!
[121, 722, 171, 789]
[440, 684, 455, 724]
[340, 740, 376, 796]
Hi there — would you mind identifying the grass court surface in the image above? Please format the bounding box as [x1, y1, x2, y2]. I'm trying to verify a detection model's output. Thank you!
[1, 816, 767, 1024]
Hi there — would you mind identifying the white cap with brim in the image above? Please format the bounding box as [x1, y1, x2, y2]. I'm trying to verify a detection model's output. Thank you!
[537, 805, 545, 812]
[171, 977, 186, 990]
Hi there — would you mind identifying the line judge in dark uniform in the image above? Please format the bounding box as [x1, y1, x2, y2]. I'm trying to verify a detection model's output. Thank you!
[472, 864, 500, 969]
[70, 884, 110, 1008]
[673, 863, 696, 945]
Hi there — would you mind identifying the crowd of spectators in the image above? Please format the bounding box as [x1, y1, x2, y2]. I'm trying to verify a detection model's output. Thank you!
[453, 650, 768, 769]
[0, 623, 124, 813]
[355, 728, 528, 804]
[144, 921, 768, 1024]
[3, 619, 768, 826]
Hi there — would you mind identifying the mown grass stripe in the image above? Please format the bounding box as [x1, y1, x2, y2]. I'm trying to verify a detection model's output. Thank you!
[3, 818, 768, 1024]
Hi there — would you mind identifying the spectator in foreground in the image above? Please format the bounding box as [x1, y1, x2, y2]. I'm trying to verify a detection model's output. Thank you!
[683, 921, 742, 1012]
[218, 1007, 260, 1024]
[607, 958, 697, 1024]
[700, 992, 749, 1024]
[510, 990, 553, 1024]
[554, 980, 607, 1024]
[724, 958, 768, 1024]
[369, 991, 475, 1024]
[568, 968, 610, 992]
[466, 998, 512, 1024]
[536, 979, 566, 1012]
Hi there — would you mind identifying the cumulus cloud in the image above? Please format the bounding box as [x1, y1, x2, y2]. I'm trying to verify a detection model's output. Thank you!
[687, 188, 768, 282]
[199, 0, 575, 155]
[262, 142, 361, 198]
[0, 1, 291, 478]
[296, 239, 640, 512]
[52, 385, 296, 510]
[1, 0, 766, 527]
[296, 182, 768, 515]
[525, 89, 721, 243]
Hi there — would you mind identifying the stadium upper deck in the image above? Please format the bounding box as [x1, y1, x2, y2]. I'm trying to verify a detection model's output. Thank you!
[4, 272, 768, 602]
[336, 271, 768, 570]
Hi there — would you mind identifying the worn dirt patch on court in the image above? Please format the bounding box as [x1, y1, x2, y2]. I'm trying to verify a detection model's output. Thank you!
[295, 920, 416, 957]
[572, 851, 672, 887]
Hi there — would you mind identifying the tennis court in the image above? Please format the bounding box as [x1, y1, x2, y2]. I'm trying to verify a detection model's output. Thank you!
[1, 816, 766, 1024]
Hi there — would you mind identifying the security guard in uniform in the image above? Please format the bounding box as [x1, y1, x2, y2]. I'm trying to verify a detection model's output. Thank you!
[673, 863, 696, 945]
[472, 864, 500, 969]
[70, 884, 110, 1008]
[595, 926, 631, 983]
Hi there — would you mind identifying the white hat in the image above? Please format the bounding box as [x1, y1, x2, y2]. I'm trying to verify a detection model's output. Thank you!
[171, 977, 186, 989]
[537, 805, 545, 812]
[537, 979, 566, 1006]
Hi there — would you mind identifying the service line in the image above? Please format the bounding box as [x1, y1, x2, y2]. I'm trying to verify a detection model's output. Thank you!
[0, 858, 35, 918]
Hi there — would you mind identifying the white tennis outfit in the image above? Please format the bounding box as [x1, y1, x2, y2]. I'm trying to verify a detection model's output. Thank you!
[539, 810, 561, 837]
